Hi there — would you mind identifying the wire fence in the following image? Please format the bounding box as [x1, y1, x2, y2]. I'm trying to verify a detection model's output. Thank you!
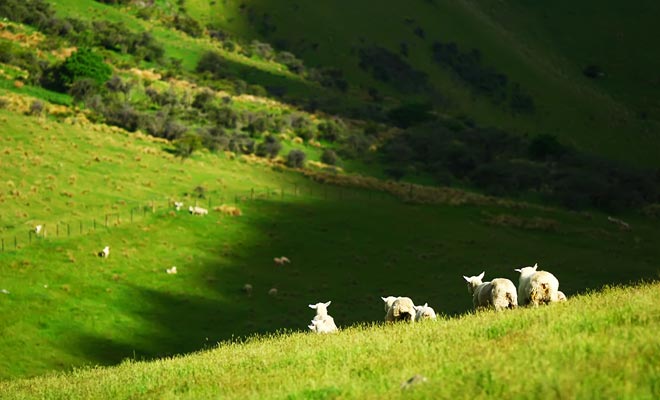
[0, 182, 393, 253]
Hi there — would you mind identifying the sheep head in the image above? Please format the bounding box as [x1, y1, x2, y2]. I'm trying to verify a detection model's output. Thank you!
[514, 264, 538, 280]
[463, 272, 485, 295]
[309, 301, 331, 316]
[381, 296, 397, 312]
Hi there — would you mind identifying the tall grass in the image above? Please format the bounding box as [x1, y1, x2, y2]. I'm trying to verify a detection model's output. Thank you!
[2, 282, 659, 399]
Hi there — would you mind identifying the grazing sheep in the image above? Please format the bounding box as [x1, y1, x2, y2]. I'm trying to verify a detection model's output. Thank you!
[174, 201, 184, 211]
[463, 271, 517, 311]
[308, 301, 338, 333]
[385, 296, 416, 323]
[166, 266, 177, 274]
[34, 225, 43, 235]
[268, 287, 278, 296]
[188, 205, 208, 216]
[98, 246, 110, 258]
[607, 216, 631, 231]
[273, 256, 291, 266]
[242, 283, 253, 296]
[514, 263, 560, 307]
[414, 303, 437, 321]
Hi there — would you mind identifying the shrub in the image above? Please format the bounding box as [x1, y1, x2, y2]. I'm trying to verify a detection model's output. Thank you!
[317, 120, 343, 142]
[321, 149, 339, 165]
[172, 14, 203, 37]
[256, 135, 282, 159]
[28, 100, 44, 116]
[173, 133, 202, 159]
[249, 40, 275, 60]
[528, 134, 567, 161]
[286, 149, 306, 168]
[68, 78, 99, 104]
[192, 89, 215, 110]
[196, 51, 228, 79]
[50, 48, 112, 91]
[103, 102, 141, 131]
[209, 106, 239, 129]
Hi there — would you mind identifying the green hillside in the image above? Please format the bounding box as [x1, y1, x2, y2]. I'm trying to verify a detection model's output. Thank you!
[2, 282, 659, 399]
[1, 0, 659, 388]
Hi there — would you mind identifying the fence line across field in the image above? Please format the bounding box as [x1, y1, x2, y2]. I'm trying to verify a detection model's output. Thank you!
[0, 182, 392, 253]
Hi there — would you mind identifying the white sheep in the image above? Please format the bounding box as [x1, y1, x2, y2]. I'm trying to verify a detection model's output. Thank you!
[385, 296, 416, 323]
[414, 303, 437, 321]
[308, 301, 338, 333]
[174, 201, 184, 211]
[242, 283, 253, 296]
[273, 256, 291, 266]
[514, 263, 560, 307]
[556, 290, 567, 302]
[463, 271, 518, 311]
[188, 205, 208, 215]
[34, 225, 43, 235]
[268, 287, 278, 296]
[166, 266, 178, 274]
[98, 246, 110, 258]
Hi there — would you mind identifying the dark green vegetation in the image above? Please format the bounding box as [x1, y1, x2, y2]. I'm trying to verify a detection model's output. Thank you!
[1, 0, 659, 394]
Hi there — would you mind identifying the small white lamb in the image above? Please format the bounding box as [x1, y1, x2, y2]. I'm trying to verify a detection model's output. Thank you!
[385, 296, 416, 323]
[514, 263, 560, 307]
[98, 246, 110, 258]
[308, 301, 338, 333]
[188, 205, 208, 215]
[463, 271, 517, 311]
[414, 303, 437, 321]
[273, 256, 291, 266]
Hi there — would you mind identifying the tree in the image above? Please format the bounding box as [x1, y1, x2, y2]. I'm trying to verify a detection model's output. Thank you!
[173, 133, 202, 160]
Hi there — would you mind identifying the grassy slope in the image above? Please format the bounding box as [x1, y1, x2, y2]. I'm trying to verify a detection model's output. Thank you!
[198, 0, 660, 167]
[1, 103, 659, 380]
[2, 282, 659, 399]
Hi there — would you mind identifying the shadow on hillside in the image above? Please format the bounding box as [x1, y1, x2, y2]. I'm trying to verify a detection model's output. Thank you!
[66, 195, 660, 369]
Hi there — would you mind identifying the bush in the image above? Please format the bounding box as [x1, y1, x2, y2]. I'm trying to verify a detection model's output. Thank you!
[173, 133, 203, 159]
[172, 14, 203, 37]
[28, 100, 44, 116]
[209, 106, 239, 129]
[192, 89, 215, 111]
[321, 149, 339, 165]
[286, 149, 306, 168]
[103, 102, 141, 132]
[256, 135, 282, 159]
[196, 51, 228, 79]
[49, 48, 112, 91]
[317, 120, 343, 142]
[68, 78, 99, 104]
[528, 134, 567, 161]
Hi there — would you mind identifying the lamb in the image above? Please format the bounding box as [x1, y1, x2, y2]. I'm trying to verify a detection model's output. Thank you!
[98, 246, 110, 258]
[188, 205, 208, 215]
[307, 301, 338, 333]
[414, 303, 437, 321]
[463, 271, 517, 311]
[384, 296, 416, 323]
[174, 201, 184, 211]
[514, 263, 560, 307]
[166, 266, 177, 274]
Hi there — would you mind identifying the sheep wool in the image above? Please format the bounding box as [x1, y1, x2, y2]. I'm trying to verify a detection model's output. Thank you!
[385, 296, 415, 323]
[414, 303, 437, 321]
[515, 263, 560, 306]
[463, 272, 517, 311]
[308, 301, 338, 333]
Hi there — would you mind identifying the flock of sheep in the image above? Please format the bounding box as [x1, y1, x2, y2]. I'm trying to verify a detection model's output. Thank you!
[308, 263, 565, 334]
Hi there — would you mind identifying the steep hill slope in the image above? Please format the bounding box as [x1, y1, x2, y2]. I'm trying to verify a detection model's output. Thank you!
[2, 282, 659, 399]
